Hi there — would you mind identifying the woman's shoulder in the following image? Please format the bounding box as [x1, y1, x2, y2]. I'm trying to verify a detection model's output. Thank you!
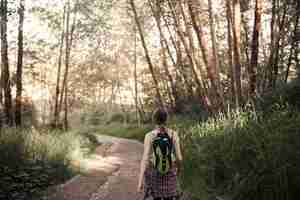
[166, 128, 178, 135]
[145, 129, 156, 138]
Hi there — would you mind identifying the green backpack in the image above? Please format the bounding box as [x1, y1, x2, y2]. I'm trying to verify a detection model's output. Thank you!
[152, 130, 174, 175]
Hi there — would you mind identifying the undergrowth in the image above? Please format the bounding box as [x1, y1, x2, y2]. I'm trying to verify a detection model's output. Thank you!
[178, 107, 300, 200]
[0, 128, 98, 199]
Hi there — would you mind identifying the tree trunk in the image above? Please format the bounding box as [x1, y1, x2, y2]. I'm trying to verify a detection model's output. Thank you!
[207, 0, 224, 109]
[271, 3, 287, 87]
[53, 4, 66, 128]
[168, 0, 204, 100]
[187, 0, 218, 108]
[285, 12, 299, 82]
[226, 0, 236, 104]
[129, 0, 164, 108]
[148, 0, 180, 111]
[249, 0, 262, 97]
[15, 0, 25, 127]
[161, 13, 194, 98]
[0, 12, 2, 127]
[133, 25, 140, 126]
[63, 0, 79, 130]
[242, 14, 250, 70]
[1, 0, 13, 126]
[232, 0, 242, 107]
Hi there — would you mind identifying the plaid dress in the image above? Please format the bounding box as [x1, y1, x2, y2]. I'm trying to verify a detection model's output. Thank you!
[144, 164, 178, 199]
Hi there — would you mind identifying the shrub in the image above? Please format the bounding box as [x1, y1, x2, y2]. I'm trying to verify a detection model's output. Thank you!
[179, 109, 300, 200]
[0, 128, 95, 199]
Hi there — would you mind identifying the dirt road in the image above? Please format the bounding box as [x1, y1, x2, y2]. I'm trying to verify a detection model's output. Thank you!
[46, 136, 145, 200]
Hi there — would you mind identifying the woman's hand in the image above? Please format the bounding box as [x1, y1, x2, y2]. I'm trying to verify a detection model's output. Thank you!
[137, 182, 143, 193]
[175, 160, 182, 175]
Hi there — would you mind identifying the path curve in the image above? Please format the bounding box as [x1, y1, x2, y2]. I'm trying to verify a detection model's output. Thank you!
[46, 135, 144, 200]
[90, 136, 144, 200]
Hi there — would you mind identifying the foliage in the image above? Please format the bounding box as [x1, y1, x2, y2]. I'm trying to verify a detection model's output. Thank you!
[87, 123, 153, 142]
[256, 76, 300, 114]
[0, 127, 98, 199]
[178, 108, 300, 200]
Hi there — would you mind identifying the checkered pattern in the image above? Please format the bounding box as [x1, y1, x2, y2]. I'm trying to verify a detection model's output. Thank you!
[144, 165, 178, 199]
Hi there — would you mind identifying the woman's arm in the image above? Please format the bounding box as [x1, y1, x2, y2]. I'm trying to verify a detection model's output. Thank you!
[174, 130, 183, 162]
[173, 130, 183, 174]
[137, 133, 151, 191]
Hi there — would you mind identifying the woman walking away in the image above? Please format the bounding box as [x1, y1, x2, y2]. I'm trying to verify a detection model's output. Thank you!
[137, 109, 183, 200]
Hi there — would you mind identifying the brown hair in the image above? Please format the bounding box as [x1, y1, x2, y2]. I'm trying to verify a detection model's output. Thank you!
[152, 108, 168, 125]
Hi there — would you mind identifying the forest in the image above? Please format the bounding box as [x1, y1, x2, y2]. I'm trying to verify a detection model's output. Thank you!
[0, 0, 299, 199]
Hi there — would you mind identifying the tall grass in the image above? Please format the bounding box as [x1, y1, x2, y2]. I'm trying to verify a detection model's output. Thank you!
[178, 108, 300, 200]
[0, 128, 94, 199]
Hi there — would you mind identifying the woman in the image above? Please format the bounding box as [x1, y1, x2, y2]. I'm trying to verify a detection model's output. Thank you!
[137, 109, 183, 200]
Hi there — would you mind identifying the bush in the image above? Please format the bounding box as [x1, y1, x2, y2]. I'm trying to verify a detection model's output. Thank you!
[109, 113, 125, 123]
[0, 128, 95, 199]
[179, 109, 300, 200]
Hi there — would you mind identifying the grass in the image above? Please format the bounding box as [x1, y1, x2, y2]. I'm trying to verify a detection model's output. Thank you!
[79, 123, 153, 142]
[0, 127, 99, 200]
[178, 107, 300, 200]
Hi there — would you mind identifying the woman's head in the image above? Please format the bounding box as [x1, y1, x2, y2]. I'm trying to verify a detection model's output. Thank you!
[152, 108, 168, 125]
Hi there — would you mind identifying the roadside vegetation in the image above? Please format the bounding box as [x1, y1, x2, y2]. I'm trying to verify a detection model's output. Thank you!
[0, 128, 99, 199]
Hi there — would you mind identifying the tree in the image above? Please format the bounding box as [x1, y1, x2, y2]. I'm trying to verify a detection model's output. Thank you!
[226, 0, 236, 104]
[129, 0, 164, 108]
[53, 4, 66, 128]
[232, 0, 242, 107]
[15, 0, 25, 126]
[208, 0, 224, 108]
[249, 0, 262, 97]
[148, 0, 181, 111]
[1, 0, 13, 126]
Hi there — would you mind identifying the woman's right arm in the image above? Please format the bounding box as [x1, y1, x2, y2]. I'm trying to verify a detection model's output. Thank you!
[137, 133, 151, 191]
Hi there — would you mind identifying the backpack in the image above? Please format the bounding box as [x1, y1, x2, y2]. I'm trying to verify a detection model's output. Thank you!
[152, 129, 174, 175]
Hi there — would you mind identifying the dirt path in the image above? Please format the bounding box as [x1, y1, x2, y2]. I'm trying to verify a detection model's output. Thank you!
[46, 136, 144, 200]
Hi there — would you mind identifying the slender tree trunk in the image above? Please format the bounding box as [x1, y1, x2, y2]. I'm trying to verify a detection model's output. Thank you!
[242, 14, 250, 70]
[226, 0, 236, 104]
[161, 14, 194, 98]
[148, 0, 180, 111]
[207, 0, 224, 109]
[232, 0, 243, 107]
[1, 0, 12, 126]
[53, 4, 66, 128]
[187, 0, 219, 108]
[58, 1, 70, 123]
[133, 26, 140, 126]
[271, 4, 287, 87]
[285, 12, 299, 82]
[129, 0, 164, 108]
[0, 3, 2, 128]
[0, 55, 2, 106]
[167, 0, 203, 97]
[249, 0, 262, 97]
[266, 0, 277, 89]
[15, 0, 25, 126]
[63, 0, 78, 130]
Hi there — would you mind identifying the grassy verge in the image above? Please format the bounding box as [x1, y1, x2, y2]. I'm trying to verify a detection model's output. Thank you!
[178, 108, 300, 200]
[0, 127, 99, 200]
[79, 123, 153, 143]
